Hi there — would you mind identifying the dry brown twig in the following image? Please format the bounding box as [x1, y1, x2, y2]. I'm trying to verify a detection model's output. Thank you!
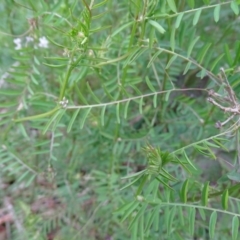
[207, 68, 239, 129]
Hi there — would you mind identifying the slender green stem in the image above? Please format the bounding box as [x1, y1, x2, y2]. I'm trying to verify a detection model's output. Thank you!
[146, 1, 232, 20]
[148, 201, 240, 218]
[13, 107, 60, 122]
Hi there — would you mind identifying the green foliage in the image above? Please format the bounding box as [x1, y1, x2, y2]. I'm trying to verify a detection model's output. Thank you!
[1, 0, 240, 239]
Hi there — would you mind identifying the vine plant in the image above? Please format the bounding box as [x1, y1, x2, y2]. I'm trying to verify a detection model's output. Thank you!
[1, 0, 240, 239]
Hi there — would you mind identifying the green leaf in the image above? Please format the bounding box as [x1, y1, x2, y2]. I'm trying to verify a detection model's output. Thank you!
[214, 5, 221, 22]
[201, 181, 209, 206]
[224, 44, 234, 66]
[167, 0, 177, 13]
[111, 21, 134, 37]
[43, 63, 67, 68]
[124, 100, 130, 119]
[0, 89, 22, 96]
[145, 207, 158, 232]
[232, 216, 239, 240]
[101, 105, 106, 126]
[202, 142, 216, 159]
[149, 26, 156, 48]
[33, 65, 40, 75]
[160, 168, 177, 182]
[136, 175, 149, 195]
[167, 206, 176, 235]
[80, 107, 92, 129]
[187, 0, 194, 8]
[231, 1, 239, 15]
[121, 202, 140, 223]
[182, 150, 197, 170]
[139, 97, 144, 114]
[47, 36, 68, 48]
[204, 141, 220, 149]
[197, 43, 212, 64]
[189, 208, 196, 236]
[121, 170, 146, 180]
[103, 85, 114, 100]
[75, 84, 89, 105]
[114, 201, 136, 214]
[209, 211, 217, 239]
[51, 109, 66, 131]
[120, 174, 143, 191]
[87, 82, 101, 103]
[194, 144, 212, 157]
[153, 94, 158, 108]
[139, 215, 144, 239]
[156, 177, 173, 190]
[67, 109, 80, 132]
[91, 25, 112, 33]
[233, 41, 240, 65]
[146, 77, 156, 92]
[92, 0, 108, 9]
[183, 62, 192, 75]
[170, 27, 176, 51]
[193, 9, 202, 26]
[116, 102, 120, 123]
[165, 91, 171, 102]
[166, 55, 178, 69]
[198, 208, 206, 221]
[187, 36, 200, 57]
[147, 50, 162, 68]
[129, 203, 148, 230]
[180, 179, 189, 203]
[153, 205, 160, 231]
[210, 53, 225, 71]
[212, 138, 228, 151]
[148, 20, 166, 34]
[34, 56, 40, 65]
[14, 107, 60, 123]
[221, 189, 229, 210]
[43, 109, 62, 134]
[203, 0, 210, 4]
[175, 13, 184, 28]
[124, 48, 147, 66]
[131, 223, 137, 240]
[227, 171, 240, 182]
[178, 207, 185, 226]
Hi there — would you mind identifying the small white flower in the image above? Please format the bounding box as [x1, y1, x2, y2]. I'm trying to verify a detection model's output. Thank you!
[78, 32, 85, 38]
[38, 36, 49, 48]
[63, 48, 70, 57]
[26, 36, 34, 43]
[88, 49, 94, 57]
[59, 97, 68, 108]
[13, 38, 21, 45]
[13, 38, 22, 50]
[138, 15, 143, 22]
[136, 195, 144, 202]
[17, 102, 23, 111]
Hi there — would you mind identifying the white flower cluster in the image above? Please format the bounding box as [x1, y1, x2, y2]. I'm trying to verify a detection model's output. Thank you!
[38, 36, 49, 48]
[59, 97, 68, 108]
[13, 36, 49, 50]
[13, 38, 22, 50]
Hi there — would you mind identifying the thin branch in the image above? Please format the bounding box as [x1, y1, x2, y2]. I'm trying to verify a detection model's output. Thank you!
[172, 118, 240, 155]
[207, 97, 239, 114]
[147, 1, 232, 20]
[67, 88, 208, 110]
[220, 67, 238, 106]
[42, 12, 72, 27]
